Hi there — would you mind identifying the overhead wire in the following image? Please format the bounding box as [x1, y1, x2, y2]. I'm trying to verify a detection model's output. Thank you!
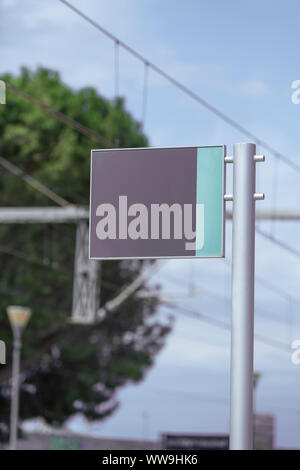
[6, 82, 115, 148]
[114, 39, 120, 101]
[165, 300, 291, 352]
[256, 226, 300, 261]
[58, 0, 300, 176]
[0, 155, 69, 207]
[141, 62, 149, 131]
[157, 271, 295, 327]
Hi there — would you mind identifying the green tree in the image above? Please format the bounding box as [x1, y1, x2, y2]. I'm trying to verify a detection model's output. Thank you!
[0, 67, 171, 440]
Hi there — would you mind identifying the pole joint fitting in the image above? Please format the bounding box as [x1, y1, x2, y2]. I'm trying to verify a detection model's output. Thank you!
[254, 155, 265, 162]
[253, 193, 265, 200]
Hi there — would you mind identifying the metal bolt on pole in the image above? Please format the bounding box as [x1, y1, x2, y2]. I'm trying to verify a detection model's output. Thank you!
[230, 143, 262, 450]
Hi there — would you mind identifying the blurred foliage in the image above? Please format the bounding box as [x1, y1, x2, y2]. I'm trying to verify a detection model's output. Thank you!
[0, 67, 172, 440]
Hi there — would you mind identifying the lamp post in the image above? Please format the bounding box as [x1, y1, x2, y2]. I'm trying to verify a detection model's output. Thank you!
[7, 305, 31, 450]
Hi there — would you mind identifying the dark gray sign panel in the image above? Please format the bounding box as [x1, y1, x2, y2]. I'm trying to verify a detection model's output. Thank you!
[89, 146, 225, 260]
[161, 433, 229, 450]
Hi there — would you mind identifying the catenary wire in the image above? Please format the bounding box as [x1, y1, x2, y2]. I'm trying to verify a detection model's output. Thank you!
[58, 0, 300, 175]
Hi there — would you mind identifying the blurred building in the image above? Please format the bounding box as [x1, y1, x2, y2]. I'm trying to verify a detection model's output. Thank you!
[161, 433, 229, 450]
[0, 429, 160, 450]
[0, 413, 275, 450]
[161, 414, 274, 450]
[253, 414, 274, 450]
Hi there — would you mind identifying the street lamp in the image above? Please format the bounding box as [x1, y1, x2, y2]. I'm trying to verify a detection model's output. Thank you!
[7, 305, 31, 450]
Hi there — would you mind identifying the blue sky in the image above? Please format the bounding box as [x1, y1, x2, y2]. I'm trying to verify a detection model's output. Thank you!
[1, 0, 300, 449]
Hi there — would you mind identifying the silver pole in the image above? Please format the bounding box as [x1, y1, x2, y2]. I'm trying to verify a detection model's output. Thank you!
[9, 327, 22, 450]
[230, 143, 256, 450]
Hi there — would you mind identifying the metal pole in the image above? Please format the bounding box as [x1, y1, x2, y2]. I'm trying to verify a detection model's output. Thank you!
[230, 143, 256, 450]
[9, 327, 22, 450]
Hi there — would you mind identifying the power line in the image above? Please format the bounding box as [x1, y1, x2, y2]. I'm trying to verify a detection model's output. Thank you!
[210, 215, 300, 268]
[145, 388, 300, 420]
[158, 271, 293, 327]
[0, 155, 69, 207]
[0, 241, 122, 293]
[157, 265, 300, 342]
[255, 274, 299, 305]
[165, 300, 291, 352]
[4, 78, 117, 204]
[58, 0, 300, 175]
[271, 156, 279, 237]
[0, 244, 71, 274]
[7, 82, 115, 148]
[114, 39, 120, 100]
[141, 62, 149, 131]
[223, 257, 300, 307]
[256, 226, 300, 261]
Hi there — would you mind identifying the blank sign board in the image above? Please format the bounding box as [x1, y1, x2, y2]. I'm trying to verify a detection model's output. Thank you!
[89, 146, 225, 259]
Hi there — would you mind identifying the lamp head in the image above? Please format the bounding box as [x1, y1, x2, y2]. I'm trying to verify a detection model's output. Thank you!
[7, 305, 31, 330]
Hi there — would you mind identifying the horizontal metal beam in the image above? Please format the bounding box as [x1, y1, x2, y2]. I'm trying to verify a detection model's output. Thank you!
[228, 210, 300, 221]
[0, 206, 299, 224]
[0, 206, 89, 223]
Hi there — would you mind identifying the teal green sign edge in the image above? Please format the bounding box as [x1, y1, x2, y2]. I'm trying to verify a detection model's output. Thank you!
[195, 146, 225, 258]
